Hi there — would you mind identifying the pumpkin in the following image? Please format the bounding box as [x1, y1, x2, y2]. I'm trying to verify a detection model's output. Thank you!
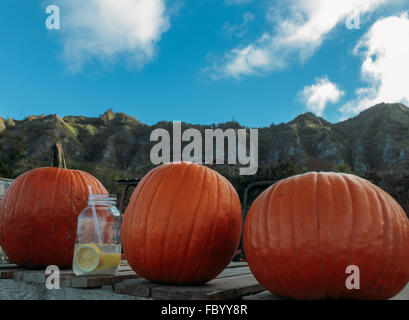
[243, 172, 409, 300]
[0, 142, 107, 268]
[122, 161, 242, 284]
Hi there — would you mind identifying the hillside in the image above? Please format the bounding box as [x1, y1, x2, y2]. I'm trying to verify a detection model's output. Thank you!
[1, 103, 409, 210]
[2, 103, 409, 176]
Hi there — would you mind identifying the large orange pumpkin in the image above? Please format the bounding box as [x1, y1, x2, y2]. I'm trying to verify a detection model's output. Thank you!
[122, 161, 242, 284]
[0, 143, 107, 268]
[243, 172, 409, 300]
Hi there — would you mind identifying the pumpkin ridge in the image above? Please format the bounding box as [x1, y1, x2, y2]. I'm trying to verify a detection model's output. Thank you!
[382, 191, 404, 299]
[246, 190, 265, 283]
[249, 187, 265, 286]
[397, 205, 409, 293]
[260, 183, 280, 293]
[175, 165, 207, 283]
[290, 174, 306, 298]
[264, 180, 290, 298]
[72, 170, 86, 224]
[84, 171, 96, 192]
[49, 168, 62, 265]
[143, 164, 179, 279]
[397, 202, 409, 285]
[229, 181, 242, 259]
[73, 169, 87, 197]
[1, 173, 11, 250]
[212, 176, 236, 279]
[159, 163, 191, 281]
[273, 179, 295, 298]
[227, 179, 242, 267]
[332, 173, 354, 299]
[337, 174, 355, 298]
[58, 170, 68, 261]
[9, 170, 31, 261]
[360, 182, 392, 299]
[326, 173, 348, 299]
[68, 169, 79, 235]
[190, 169, 220, 281]
[67, 169, 73, 222]
[74, 170, 91, 209]
[357, 179, 385, 299]
[62, 169, 79, 265]
[369, 191, 388, 299]
[9, 169, 43, 265]
[85, 172, 96, 194]
[127, 167, 158, 239]
[315, 173, 327, 299]
[323, 173, 335, 298]
[371, 187, 395, 299]
[28, 169, 42, 217]
[129, 168, 156, 208]
[124, 166, 162, 276]
[230, 182, 242, 255]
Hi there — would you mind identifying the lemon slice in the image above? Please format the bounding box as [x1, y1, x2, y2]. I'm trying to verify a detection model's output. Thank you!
[74, 244, 101, 273]
[74, 243, 122, 274]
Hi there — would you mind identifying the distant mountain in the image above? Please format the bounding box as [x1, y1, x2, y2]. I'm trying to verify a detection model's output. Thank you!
[1, 103, 409, 185]
[336, 103, 409, 172]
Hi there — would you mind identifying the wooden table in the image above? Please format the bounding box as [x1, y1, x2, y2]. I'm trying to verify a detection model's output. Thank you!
[0, 260, 264, 300]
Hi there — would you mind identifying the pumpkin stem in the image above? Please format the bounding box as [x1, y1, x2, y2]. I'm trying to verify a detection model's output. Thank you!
[51, 141, 67, 169]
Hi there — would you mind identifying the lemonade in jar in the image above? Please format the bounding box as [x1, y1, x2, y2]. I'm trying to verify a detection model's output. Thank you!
[73, 190, 122, 276]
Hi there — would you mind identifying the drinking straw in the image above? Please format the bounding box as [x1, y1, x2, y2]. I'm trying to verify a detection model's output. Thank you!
[88, 185, 103, 244]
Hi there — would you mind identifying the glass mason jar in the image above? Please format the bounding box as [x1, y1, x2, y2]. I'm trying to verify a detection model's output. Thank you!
[73, 194, 122, 276]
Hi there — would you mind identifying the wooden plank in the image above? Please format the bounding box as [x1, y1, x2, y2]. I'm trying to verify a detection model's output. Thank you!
[0, 266, 24, 279]
[113, 263, 260, 300]
[21, 272, 46, 284]
[1, 272, 14, 279]
[242, 290, 286, 300]
[149, 274, 264, 300]
[71, 271, 139, 288]
[12, 269, 73, 287]
[115, 279, 163, 298]
[13, 269, 44, 281]
[10, 263, 139, 289]
[227, 262, 248, 268]
[216, 267, 251, 279]
[114, 268, 264, 300]
[0, 263, 19, 269]
[117, 265, 133, 272]
[1, 269, 18, 279]
[0, 261, 129, 271]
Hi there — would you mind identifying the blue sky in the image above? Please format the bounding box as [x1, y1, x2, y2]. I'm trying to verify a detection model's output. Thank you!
[0, 0, 408, 127]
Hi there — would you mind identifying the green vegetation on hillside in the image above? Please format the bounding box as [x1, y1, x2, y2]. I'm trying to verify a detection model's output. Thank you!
[1, 103, 409, 214]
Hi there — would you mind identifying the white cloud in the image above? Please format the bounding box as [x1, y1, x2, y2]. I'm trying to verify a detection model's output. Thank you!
[341, 12, 409, 117]
[211, 0, 395, 79]
[223, 12, 254, 38]
[219, 43, 283, 78]
[55, 0, 170, 72]
[299, 77, 345, 116]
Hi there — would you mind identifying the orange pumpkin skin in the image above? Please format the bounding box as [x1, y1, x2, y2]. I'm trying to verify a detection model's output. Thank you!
[122, 162, 242, 284]
[0, 167, 107, 268]
[243, 172, 409, 300]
